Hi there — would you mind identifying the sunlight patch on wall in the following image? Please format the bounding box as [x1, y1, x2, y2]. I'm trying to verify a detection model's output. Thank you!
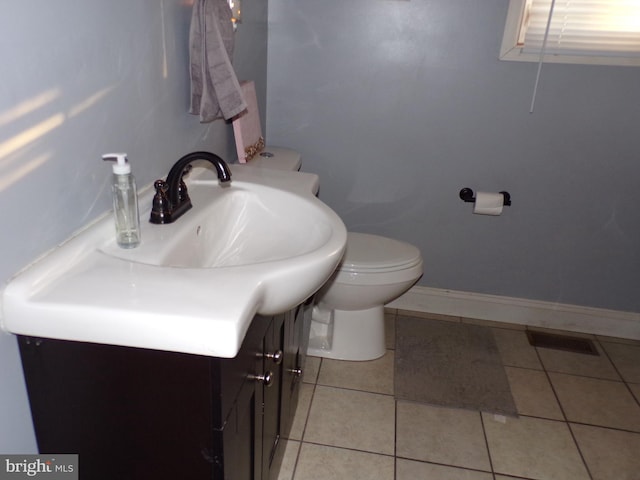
[0, 88, 61, 128]
[0, 114, 65, 161]
[161, 0, 169, 78]
[67, 85, 116, 119]
[0, 153, 51, 193]
[0, 84, 118, 191]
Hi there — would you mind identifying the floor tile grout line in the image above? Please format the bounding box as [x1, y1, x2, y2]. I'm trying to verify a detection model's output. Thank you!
[546, 369, 633, 386]
[394, 454, 496, 477]
[566, 422, 595, 480]
[504, 412, 640, 436]
[542, 367, 624, 383]
[287, 440, 302, 480]
[314, 382, 396, 398]
[597, 338, 640, 408]
[393, 399, 397, 480]
[565, 419, 640, 436]
[490, 475, 535, 480]
[290, 359, 321, 480]
[297, 439, 396, 459]
[479, 410, 497, 477]
[630, 384, 640, 408]
[312, 348, 395, 396]
[535, 343, 569, 423]
[503, 354, 634, 384]
[501, 363, 544, 372]
[596, 334, 640, 345]
[314, 382, 394, 397]
[390, 310, 398, 480]
[537, 343, 595, 480]
[591, 337, 624, 382]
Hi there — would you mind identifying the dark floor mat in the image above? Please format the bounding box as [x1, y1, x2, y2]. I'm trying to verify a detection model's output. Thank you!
[395, 317, 518, 416]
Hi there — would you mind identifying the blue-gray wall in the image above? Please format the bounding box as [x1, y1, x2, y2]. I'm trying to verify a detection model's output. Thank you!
[0, 0, 267, 453]
[267, 0, 640, 313]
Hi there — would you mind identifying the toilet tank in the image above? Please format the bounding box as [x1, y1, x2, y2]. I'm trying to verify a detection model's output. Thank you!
[246, 147, 301, 171]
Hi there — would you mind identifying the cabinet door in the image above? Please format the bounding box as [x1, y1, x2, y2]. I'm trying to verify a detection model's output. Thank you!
[282, 296, 314, 435]
[218, 314, 272, 480]
[18, 337, 215, 480]
[281, 307, 299, 436]
[220, 362, 261, 480]
[261, 314, 285, 478]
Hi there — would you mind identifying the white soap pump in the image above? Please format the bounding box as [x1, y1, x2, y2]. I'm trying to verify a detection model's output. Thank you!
[103, 153, 141, 248]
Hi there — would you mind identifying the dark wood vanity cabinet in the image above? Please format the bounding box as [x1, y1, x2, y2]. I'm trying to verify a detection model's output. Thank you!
[18, 299, 313, 480]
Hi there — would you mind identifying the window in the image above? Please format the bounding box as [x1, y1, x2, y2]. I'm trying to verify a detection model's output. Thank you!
[500, 0, 640, 66]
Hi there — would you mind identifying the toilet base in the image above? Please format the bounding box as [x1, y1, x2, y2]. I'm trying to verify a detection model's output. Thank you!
[307, 305, 386, 361]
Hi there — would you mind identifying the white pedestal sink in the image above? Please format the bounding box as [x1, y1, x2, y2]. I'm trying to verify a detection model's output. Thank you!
[0, 164, 347, 357]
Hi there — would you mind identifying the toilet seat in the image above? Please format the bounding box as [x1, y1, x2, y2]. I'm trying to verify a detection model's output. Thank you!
[338, 233, 422, 274]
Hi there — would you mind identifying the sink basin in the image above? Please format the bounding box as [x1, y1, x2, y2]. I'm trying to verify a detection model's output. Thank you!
[103, 180, 333, 269]
[0, 165, 347, 357]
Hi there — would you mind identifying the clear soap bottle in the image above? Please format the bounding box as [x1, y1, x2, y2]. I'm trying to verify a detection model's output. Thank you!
[103, 153, 141, 248]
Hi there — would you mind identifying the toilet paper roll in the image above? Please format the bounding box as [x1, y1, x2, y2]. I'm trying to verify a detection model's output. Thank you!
[473, 192, 504, 216]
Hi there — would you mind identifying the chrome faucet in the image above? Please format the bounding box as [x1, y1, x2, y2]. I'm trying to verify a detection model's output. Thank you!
[150, 151, 232, 224]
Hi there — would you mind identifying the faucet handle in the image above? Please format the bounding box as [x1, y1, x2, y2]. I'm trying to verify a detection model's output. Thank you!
[150, 180, 170, 224]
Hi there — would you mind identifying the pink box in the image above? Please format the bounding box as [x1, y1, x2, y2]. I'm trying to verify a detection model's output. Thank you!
[232, 81, 264, 163]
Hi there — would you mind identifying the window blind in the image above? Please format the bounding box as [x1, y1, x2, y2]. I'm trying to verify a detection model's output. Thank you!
[518, 0, 640, 58]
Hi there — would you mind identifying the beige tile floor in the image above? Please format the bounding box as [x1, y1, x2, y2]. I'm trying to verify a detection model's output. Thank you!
[278, 310, 640, 480]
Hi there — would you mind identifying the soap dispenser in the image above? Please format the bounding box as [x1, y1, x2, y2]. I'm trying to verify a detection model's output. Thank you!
[103, 153, 141, 248]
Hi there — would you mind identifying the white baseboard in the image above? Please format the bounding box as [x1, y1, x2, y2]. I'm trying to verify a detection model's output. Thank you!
[387, 286, 640, 340]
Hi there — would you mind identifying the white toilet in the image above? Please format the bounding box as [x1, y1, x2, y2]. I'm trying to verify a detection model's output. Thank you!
[246, 148, 423, 361]
[307, 232, 422, 360]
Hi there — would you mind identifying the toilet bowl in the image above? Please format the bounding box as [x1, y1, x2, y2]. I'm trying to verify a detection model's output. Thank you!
[307, 232, 423, 361]
[244, 148, 423, 361]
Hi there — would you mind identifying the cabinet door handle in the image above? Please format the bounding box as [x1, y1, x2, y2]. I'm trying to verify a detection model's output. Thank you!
[249, 371, 274, 387]
[289, 368, 303, 378]
[264, 349, 283, 365]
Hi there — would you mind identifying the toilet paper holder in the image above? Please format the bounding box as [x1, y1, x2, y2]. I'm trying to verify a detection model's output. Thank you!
[459, 188, 511, 206]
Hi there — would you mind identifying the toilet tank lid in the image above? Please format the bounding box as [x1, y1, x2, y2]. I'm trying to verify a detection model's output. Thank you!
[247, 147, 301, 171]
[340, 233, 422, 271]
